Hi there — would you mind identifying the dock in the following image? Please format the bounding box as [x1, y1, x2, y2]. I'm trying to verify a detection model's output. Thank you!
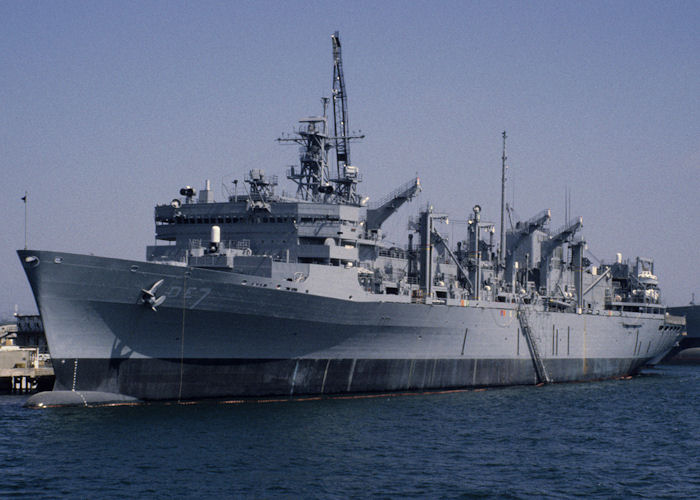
[0, 366, 55, 393]
[0, 346, 55, 393]
[1, 315, 55, 393]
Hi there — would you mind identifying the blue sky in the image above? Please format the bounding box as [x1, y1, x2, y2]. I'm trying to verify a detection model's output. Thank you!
[1, 0, 698, 316]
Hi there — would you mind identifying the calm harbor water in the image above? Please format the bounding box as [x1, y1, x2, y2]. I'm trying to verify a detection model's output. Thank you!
[1, 365, 699, 499]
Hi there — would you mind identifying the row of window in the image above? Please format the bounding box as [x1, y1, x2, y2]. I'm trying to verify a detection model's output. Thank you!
[158, 215, 354, 225]
[158, 215, 296, 225]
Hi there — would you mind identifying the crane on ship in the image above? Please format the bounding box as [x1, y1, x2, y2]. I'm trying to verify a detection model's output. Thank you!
[331, 31, 364, 204]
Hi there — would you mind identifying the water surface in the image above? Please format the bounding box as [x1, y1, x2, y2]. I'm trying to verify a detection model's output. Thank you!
[1, 365, 698, 498]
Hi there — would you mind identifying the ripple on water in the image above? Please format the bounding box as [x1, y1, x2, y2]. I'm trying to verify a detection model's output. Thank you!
[0, 366, 698, 499]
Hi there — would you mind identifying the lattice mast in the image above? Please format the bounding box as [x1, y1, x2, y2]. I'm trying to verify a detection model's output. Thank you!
[279, 32, 363, 204]
[278, 112, 331, 202]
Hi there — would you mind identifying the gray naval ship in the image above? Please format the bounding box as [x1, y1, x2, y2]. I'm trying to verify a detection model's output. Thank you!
[666, 299, 700, 363]
[21, 33, 683, 407]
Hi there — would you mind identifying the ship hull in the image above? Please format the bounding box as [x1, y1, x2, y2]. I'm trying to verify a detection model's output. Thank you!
[19, 250, 680, 402]
[665, 304, 700, 363]
[50, 356, 652, 401]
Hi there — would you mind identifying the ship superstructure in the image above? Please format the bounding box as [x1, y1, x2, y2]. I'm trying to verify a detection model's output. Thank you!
[20, 33, 682, 407]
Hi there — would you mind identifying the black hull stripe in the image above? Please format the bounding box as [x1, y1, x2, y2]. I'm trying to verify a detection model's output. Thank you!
[52, 357, 648, 401]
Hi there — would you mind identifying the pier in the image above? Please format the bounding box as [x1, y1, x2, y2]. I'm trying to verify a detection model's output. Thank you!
[0, 366, 54, 393]
[0, 345, 55, 393]
[1, 315, 54, 393]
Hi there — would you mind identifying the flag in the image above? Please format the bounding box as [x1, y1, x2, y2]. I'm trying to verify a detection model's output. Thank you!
[21, 193, 26, 202]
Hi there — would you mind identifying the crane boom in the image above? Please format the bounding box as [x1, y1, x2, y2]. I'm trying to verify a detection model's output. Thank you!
[366, 177, 422, 230]
[328, 31, 364, 204]
[332, 31, 350, 174]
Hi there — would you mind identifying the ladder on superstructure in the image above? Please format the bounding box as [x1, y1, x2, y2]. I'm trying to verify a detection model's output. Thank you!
[517, 305, 551, 384]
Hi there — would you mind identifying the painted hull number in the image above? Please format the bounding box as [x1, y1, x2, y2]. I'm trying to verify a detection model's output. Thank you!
[164, 286, 212, 309]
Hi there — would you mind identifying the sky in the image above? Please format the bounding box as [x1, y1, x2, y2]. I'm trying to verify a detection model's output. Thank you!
[1, 0, 698, 317]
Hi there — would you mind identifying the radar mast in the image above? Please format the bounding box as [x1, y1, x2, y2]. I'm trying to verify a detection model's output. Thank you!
[279, 31, 364, 204]
[499, 131, 507, 275]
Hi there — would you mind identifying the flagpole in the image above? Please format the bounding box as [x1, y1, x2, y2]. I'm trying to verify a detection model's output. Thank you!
[22, 191, 28, 250]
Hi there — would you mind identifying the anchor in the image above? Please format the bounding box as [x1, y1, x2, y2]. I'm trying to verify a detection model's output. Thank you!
[138, 279, 166, 311]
